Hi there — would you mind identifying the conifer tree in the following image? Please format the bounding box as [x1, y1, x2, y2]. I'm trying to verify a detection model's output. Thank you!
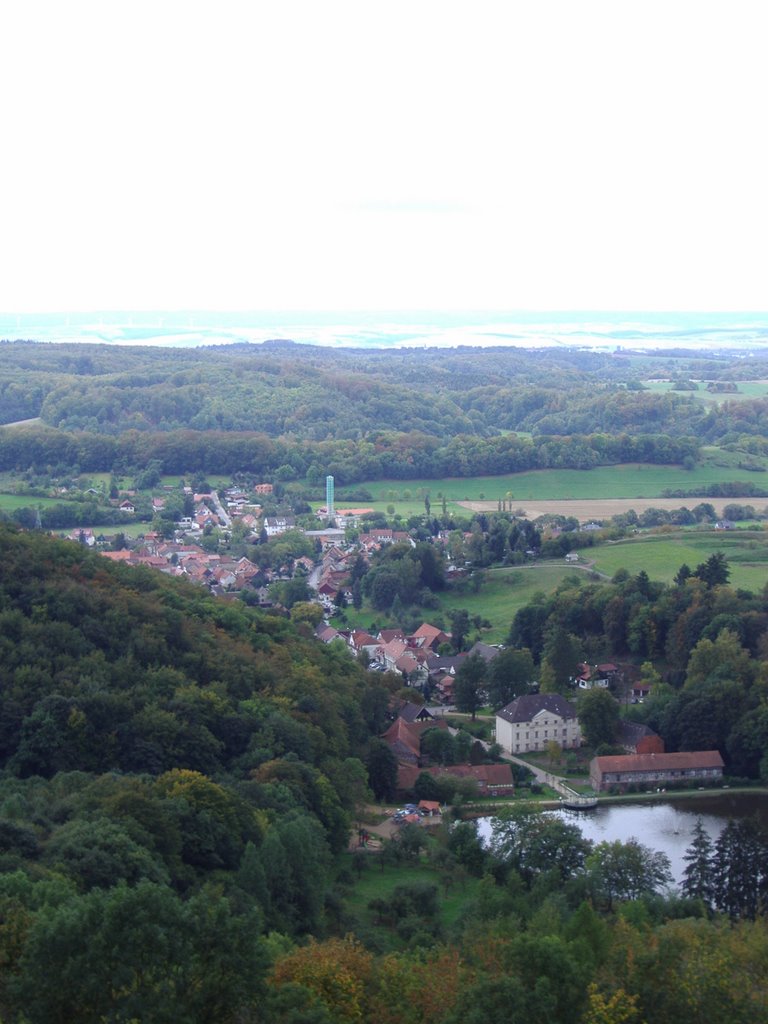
[681, 818, 715, 907]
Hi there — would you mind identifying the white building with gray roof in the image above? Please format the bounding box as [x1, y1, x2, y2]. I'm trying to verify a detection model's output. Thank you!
[495, 693, 582, 755]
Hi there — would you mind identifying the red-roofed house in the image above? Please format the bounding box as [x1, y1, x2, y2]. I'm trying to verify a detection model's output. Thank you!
[348, 631, 381, 659]
[397, 763, 514, 797]
[410, 622, 451, 651]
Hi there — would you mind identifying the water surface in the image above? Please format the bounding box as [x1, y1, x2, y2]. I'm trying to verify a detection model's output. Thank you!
[479, 792, 766, 884]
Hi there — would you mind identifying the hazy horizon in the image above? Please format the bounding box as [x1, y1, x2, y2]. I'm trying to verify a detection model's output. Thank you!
[3, 309, 768, 352]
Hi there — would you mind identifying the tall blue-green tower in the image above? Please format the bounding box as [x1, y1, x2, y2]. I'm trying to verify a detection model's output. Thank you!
[326, 475, 335, 517]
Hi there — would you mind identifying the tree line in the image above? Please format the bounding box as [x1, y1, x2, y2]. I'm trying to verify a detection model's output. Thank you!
[0, 423, 699, 485]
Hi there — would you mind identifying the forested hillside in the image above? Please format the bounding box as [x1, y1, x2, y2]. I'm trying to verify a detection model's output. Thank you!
[6, 339, 768, 485]
[3, 338, 768, 442]
[0, 524, 389, 1018]
[0, 525, 767, 1023]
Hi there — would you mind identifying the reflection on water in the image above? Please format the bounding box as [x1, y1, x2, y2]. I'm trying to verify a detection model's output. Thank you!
[478, 792, 767, 885]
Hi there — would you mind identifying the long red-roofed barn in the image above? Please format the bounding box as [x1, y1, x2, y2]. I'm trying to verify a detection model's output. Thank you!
[590, 750, 724, 792]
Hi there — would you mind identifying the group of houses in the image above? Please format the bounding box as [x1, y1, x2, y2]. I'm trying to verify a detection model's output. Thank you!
[98, 536, 265, 593]
[315, 618, 504, 704]
[380, 702, 516, 799]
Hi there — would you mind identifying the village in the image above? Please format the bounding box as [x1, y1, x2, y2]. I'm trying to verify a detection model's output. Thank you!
[62, 476, 726, 812]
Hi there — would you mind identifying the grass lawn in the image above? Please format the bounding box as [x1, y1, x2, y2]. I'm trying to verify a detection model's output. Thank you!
[95, 522, 157, 539]
[592, 530, 768, 589]
[341, 855, 481, 947]
[334, 565, 586, 643]
[438, 566, 589, 642]
[0, 493, 77, 512]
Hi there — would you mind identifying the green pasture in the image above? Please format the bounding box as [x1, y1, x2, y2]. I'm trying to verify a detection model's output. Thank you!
[343, 452, 768, 511]
[642, 379, 768, 404]
[335, 565, 587, 644]
[591, 530, 768, 590]
[438, 566, 587, 643]
[158, 474, 230, 490]
[0, 493, 74, 512]
[45, 522, 151, 541]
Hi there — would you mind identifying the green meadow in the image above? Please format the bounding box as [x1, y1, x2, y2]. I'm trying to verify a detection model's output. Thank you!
[339, 448, 768, 514]
[642, 379, 768, 404]
[437, 566, 587, 643]
[0, 493, 75, 512]
[591, 530, 768, 591]
[341, 855, 482, 949]
[337, 566, 588, 643]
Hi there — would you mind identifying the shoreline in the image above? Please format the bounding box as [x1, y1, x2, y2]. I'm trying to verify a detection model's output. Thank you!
[459, 785, 768, 819]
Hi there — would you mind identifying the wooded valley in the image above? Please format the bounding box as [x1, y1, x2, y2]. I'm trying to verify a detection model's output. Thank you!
[1, 338, 768, 1022]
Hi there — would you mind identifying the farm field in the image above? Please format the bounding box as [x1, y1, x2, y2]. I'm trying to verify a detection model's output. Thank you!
[0, 493, 78, 512]
[342, 452, 768, 517]
[643, 379, 768, 403]
[591, 531, 768, 590]
[458, 496, 768, 521]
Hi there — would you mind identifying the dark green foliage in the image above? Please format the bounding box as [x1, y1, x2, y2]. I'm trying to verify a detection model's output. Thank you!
[487, 647, 535, 709]
[491, 806, 591, 884]
[585, 839, 673, 910]
[453, 652, 487, 719]
[11, 881, 267, 1024]
[712, 817, 768, 920]
[694, 551, 731, 587]
[0, 525, 368, 782]
[681, 818, 715, 907]
[447, 608, 471, 652]
[446, 820, 488, 876]
[443, 977, 534, 1024]
[0, 522, 374, 1005]
[577, 689, 620, 749]
[43, 817, 170, 890]
[366, 739, 398, 801]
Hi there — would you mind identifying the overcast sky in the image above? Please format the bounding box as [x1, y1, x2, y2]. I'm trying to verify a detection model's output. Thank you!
[1, 1, 765, 314]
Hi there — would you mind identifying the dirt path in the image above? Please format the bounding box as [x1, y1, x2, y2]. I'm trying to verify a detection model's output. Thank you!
[0, 417, 41, 429]
[457, 496, 749, 522]
[486, 559, 609, 579]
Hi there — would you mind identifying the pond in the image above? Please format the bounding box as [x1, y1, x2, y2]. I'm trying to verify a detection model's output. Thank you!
[478, 792, 767, 885]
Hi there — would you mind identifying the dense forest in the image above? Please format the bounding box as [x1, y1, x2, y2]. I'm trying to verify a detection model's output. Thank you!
[0, 525, 766, 1022]
[0, 422, 699, 485]
[4, 338, 768, 484]
[0, 524, 389, 1019]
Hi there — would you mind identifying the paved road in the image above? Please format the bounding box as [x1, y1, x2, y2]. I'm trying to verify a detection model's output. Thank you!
[210, 491, 231, 528]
